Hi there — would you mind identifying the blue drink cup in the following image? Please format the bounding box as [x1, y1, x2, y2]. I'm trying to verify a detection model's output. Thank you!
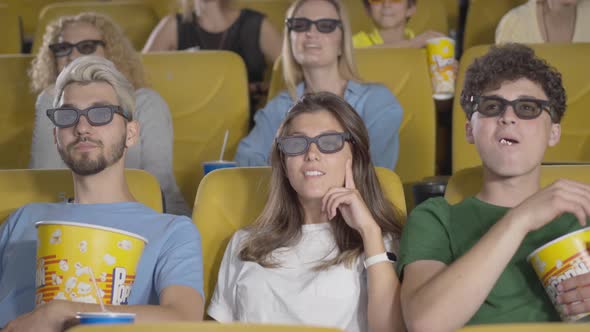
[76, 312, 135, 325]
[203, 160, 237, 176]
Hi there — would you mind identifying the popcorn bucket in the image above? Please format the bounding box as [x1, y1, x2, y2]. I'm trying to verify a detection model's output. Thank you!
[426, 37, 455, 100]
[35, 221, 147, 307]
[527, 227, 590, 321]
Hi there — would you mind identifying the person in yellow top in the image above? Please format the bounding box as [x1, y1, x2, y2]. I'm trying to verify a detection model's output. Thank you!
[353, 0, 445, 48]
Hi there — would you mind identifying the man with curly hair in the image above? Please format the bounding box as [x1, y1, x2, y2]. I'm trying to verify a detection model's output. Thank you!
[397, 43, 590, 331]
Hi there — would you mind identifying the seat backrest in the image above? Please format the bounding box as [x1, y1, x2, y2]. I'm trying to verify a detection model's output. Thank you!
[141, 51, 249, 208]
[193, 166, 406, 305]
[455, 323, 590, 332]
[0, 54, 36, 168]
[462, 0, 527, 50]
[0, 168, 163, 224]
[0, 5, 21, 54]
[268, 47, 436, 208]
[32, 1, 158, 52]
[452, 43, 590, 173]
[0, 0, 73, 38]
[69, 322, 345, 332]
[445, 164, 590, 205]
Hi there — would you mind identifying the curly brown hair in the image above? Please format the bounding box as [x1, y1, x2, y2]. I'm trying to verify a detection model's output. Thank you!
[29, 12, 146, 93]
[460, 43, 566, 123]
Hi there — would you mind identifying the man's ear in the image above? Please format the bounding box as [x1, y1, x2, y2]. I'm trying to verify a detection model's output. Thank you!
[465, 120, 475, 144]
[548, 123, 561, 147]
[125, 120, 140, 148]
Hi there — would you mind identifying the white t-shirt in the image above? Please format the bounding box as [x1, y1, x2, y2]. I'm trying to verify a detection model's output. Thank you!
[207, 222, 397, 332]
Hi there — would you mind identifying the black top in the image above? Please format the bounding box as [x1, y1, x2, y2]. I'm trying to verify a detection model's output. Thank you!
[176, 9, 266, 84]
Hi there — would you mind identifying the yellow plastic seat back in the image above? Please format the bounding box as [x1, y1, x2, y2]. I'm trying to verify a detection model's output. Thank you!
[69, 322, 344, 332]
[268, 47, 435, 209]
[0, 168, 163, 225]
[141, 51, 249, 208]
[445, 164, 590, 205]
[0, 5, 21, 54]
[462, 0, 527, 50]
[453, 43, 590, 173]
[456, 323, 590, 332]
[0, 0, 74, 39]
[0, 54, 36, 168]
[193, 166, 406, 305]
[32, 1, 158, 52]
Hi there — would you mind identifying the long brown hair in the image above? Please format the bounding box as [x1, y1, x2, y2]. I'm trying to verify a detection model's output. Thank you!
[29, 12, 146, 93]
[282, 0, 361, 100]
[239, 92, 403, 269]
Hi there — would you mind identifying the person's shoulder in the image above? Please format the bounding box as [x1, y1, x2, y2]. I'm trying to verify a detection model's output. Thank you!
[4, 202, 64, 225]
[261, 90, 293, 112]
[354, 81, 394, 97]
[408, 197, 452, 225]
[499, 0, 533, 25]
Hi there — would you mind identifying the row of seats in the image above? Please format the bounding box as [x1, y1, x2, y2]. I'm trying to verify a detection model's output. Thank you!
[0, 0, 535, 54]
[2, 163, 590, 324]
[0, 0, 468, 54]
[1, 43, 589, 208]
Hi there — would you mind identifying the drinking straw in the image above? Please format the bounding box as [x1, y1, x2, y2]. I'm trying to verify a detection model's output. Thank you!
[219, 129, 229, 161]
[88, 267, 107, 312]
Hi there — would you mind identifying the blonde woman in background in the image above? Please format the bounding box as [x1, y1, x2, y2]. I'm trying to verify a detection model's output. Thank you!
[235, 0, 403, 170]
[209, 92, 405, 332]
[29, 12, 190, 216]
[496, 0, 590, 43]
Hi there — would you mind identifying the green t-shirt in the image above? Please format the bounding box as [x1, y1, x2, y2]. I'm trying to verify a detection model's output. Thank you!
[397, 196, 582, 324]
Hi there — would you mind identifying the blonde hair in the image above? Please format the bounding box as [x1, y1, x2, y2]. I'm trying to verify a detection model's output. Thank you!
[54, 56, 136, 118]
[282, 0, 361, 99]
[29, 12, 146, 93]
[239, 92, 404, 270]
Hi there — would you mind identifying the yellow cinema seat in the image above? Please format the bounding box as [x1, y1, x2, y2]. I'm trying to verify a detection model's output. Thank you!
[462, 0, 527, 50]
[141, 51, 249, 208]
[268, 47, 436, 209]
[342, 0, 448, 35]
[193, 166, 406, 305]
[456, 322, 590, 332]
[0, 5, 21, 54]
[0, 0, 77, 39]
[70, 322, 344, 332]
[445, 164, 590, 205]
[452, 43, 590, 173]
[32, 1, 158, 52]
[0, 54, 36, 168]
[0, 168, 163, 224]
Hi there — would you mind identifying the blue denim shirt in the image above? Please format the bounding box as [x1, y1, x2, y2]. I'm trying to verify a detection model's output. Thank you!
[234, 80, 404, 169]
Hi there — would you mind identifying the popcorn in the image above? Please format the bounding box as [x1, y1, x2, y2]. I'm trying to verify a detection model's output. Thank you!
[65, 276, 77, 293]
[77, 282, 92, 295]
[99, 272, 107, 282]
[117, 240, 132, 250]
[103, 254, 116, 266]
[74, 295, 97, 304]
[51, 273, 62, 286]
[58, 260, 69, 272]
[50, 229, 62, 245]
[53, 292, 67, 300]
[79, 240, 87, 253]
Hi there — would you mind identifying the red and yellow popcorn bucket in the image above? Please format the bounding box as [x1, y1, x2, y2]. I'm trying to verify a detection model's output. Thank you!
[527, 227, 590, 321]
[426, 37, 455, 100]
[35, 221, 147, 307]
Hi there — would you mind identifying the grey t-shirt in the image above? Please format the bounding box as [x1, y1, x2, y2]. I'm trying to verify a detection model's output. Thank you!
[29, 87, 190, 216]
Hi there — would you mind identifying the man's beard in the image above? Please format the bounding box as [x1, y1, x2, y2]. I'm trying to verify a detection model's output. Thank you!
[58, 134, 126, 176]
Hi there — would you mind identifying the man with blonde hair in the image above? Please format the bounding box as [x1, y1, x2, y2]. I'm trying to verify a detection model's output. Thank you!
[0, 56, 204, 331]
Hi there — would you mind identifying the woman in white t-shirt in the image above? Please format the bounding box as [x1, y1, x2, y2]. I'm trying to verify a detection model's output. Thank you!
[208, 92, 405, 332]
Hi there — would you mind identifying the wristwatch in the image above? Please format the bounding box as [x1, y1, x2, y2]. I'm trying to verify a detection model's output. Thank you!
[364, 252, 397, 268]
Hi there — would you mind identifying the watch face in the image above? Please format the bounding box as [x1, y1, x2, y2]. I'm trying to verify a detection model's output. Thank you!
[386, 251, 397, 262]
